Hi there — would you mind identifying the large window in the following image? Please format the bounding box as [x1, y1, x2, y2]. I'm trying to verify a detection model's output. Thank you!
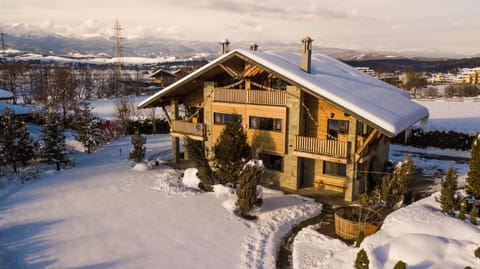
[249, 116, 282, 132]
[323, 161, 347, 177]
[327, 119, 349, 139]
[214, 113, 241, 125]
[259, 153, 283, 171]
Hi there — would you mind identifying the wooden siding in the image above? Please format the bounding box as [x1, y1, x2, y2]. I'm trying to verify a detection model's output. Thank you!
[210, 103, 287, 154]
[213, 88, 286, 106]
[303, 92, 351, 142]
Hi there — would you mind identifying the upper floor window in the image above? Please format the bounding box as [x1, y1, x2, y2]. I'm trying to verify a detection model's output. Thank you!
[214, 113, 241, 125]
[327, 119, 349, 139]
[249, 116, 282, 132]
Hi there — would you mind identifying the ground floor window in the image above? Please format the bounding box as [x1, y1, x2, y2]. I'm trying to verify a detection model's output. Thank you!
[213, 113, 241, 125]
[323, 161, 346, 177]
[259, 153, 283, 171]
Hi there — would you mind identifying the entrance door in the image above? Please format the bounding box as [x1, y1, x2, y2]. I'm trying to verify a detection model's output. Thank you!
[300, 158, 315, 187]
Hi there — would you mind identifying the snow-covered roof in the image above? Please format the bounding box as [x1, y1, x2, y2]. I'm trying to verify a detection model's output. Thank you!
[150, 68, 176, 78]
[139, 49, 429, 137]
[0, 88, 14, 99]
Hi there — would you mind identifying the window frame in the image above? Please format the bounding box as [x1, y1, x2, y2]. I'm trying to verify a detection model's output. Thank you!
[249, 116, 282, 132]
[323, 161, 347, 177]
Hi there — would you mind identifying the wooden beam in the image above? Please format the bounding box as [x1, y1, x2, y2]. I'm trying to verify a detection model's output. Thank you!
[170, 132, 204, 141]
[241, 65, 264, 78]
[355, 129, 378, 161]
[161, 106, 172, 127]
[293, 150, 348, 164]
[219, 64, 241, 78]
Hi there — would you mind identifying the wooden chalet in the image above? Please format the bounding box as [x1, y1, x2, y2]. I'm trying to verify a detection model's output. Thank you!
[138, 38, 429, 202]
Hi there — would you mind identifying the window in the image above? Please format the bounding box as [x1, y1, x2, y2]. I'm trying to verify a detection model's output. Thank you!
[323, 161, 346, 177]
[259, 153, 283, 171]
[327, 119, 349, 139]
[249, 116, 282, 132]
[214, 113, 241, 125]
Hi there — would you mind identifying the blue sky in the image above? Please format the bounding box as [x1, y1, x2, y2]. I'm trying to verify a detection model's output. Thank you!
[1, 0, 480, 57]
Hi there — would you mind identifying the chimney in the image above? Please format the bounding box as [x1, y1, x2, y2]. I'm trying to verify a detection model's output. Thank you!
[250, 43, 258, 51]
[300, 36, 313, 73]
[219, 39, 230, 55]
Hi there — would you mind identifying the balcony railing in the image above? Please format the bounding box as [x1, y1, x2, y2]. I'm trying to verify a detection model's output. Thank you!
[172, 120, 204, 137]
[213, 88, 286, 106]
[295, 136, 348, 158]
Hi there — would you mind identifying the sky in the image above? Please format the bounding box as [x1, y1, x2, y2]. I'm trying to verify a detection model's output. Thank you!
[1, 0, 480, 57]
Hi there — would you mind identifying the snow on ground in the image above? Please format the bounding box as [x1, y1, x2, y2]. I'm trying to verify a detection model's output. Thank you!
[415, 99, 480, 134]
[0, 134, 321, 269]
[293, 193, 480, 269]
[89, 96, 163, 120]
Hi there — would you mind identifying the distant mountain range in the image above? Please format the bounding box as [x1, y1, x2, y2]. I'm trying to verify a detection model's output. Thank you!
[0, 22, 434, 60]
[2, 23, 480, 72]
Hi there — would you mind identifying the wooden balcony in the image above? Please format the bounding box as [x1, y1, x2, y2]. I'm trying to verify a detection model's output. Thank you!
[213, 88, 286, 106]
[294, 135, 349, 163]
[171, 120, 204, 140]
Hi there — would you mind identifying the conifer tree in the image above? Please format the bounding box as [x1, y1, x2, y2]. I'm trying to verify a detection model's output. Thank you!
[381, 155, 415, 208]
[236, 160, 263, 217]
[393, 261, 406, 269]
[0, 107, 35, 172]
[355, 249, 369, 269]
[185, 138, 214, 191]
[466, 134, 480, 198]
[129, 129, 146, 163]
[17, 119, 35, 166]
[470, 202, 478, 225]
[75, 99, 102, 153]
[355, 230, 365, 248]
[41, 106, 69, 171]
[440, 166, 458, 214]
[459, 202, 466, 220]
[214, 114, 251, 186]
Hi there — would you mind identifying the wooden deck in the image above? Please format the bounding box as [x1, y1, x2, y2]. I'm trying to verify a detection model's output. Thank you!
[213, 88, 286, 106]
[294, 136, 348, 163]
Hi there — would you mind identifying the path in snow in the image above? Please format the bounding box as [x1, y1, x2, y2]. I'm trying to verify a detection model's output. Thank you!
[240, 190, 322, 269]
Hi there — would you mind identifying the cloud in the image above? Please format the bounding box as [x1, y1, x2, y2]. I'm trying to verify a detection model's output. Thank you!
[166, 0, 375, 22]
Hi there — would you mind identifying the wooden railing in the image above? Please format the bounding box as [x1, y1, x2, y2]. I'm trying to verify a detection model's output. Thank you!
[295, 136, 348, 158]
[172, 120, 204, 137]
[213, 88, 286, 105]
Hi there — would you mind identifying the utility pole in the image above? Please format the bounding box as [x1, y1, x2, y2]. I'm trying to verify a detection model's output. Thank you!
[113, 20, 124, 97]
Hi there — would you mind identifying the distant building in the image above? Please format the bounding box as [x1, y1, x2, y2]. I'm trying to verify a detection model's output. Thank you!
[455, 68, 480, 84]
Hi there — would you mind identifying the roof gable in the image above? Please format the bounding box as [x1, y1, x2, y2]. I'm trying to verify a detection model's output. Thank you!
[139, 49, 429, 137]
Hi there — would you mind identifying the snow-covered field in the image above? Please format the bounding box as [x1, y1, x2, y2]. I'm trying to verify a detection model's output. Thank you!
[415, 99, 480, 134]
[0, 135, 321, 268]
[0, 98, 479, 268]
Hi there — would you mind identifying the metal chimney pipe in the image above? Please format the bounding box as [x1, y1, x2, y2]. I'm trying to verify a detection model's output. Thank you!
[300, 36, 313, 73]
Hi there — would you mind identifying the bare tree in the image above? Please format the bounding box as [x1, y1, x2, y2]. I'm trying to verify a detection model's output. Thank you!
[114, 96, 136, 135]
[402, 67, 426, 98]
